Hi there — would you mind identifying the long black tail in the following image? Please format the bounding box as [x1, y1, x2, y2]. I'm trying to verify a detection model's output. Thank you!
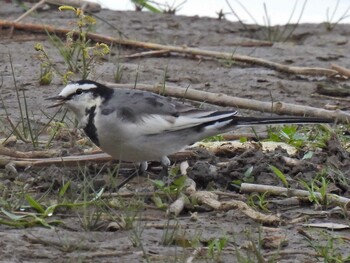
[232, 116, 333, 126]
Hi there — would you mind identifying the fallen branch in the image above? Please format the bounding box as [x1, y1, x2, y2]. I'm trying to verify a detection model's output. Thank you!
[191, 191, 280, 225]
[240, 183, 350, 207]
[0, 152, 113, 168]
[0, 146, 59, 158]
[190, 191, 221, 209]
[0, 150, 198, 168]
[166, 194, 187, 217]
[219, 200, 280, 225]
[106, 82, 350, 123]
[0, 20, 341, 77]
[331, 64, 350, 78]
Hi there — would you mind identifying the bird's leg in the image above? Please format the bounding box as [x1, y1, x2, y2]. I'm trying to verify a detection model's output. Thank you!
[116, 161, 148, 190]
[159, 156, 171, 184]
[160, 156, 170, 177]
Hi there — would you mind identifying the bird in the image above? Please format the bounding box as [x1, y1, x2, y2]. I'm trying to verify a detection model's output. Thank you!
[47, 80, 333, 189]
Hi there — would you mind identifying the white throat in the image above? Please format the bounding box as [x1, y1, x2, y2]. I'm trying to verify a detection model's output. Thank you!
[66, 94, 102, 128]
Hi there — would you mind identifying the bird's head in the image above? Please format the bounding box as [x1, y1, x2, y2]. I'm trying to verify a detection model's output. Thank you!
[46, 80, 114, 116]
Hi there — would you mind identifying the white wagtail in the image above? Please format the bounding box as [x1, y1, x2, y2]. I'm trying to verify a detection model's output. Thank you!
[47, 80, 333, 188]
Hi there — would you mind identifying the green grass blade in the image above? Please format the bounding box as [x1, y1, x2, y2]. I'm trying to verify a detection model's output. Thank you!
[1, 208, 27, 221]
[59, 180, 71, 197]
[25, 194, 45, 214]
[269, 165, 289, 188]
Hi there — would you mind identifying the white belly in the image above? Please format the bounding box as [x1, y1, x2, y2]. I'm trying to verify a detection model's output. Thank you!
[94, 113, 185, 162]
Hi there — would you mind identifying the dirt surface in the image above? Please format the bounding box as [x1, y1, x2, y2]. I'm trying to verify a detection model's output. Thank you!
[1, 2, 350, 263]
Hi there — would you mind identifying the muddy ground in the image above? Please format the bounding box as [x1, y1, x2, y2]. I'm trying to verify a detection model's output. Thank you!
[1, 2, 350, 263]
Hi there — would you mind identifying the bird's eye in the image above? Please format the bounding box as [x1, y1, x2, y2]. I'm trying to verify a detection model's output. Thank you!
[76, 88, 83, 95]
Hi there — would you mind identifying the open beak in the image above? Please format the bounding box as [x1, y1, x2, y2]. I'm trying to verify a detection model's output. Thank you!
[46, 95, 66, 108]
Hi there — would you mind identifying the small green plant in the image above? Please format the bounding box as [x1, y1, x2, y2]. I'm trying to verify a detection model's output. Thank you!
[151, 174, 188, 210]
[247, 192, 270, 212]
[131, 0, 186, 14]
[0, 165, 112, 230]
[35, 5, 110, 83]
[202, 134, 225, 142]
[299, 177, 330, 206]
[267, 125, 307, 148]
[129, 222, 150, 263]
[0, 189, 78, 228]
[305, 231, 350, 262]
[266, 124, 331, 149]
[207, 236, 229, 261]
[231, 165, 255, 188]
[131, 0, 161, 13]
[0, 207, 62, 228]
[161, 219, 181, 246]
[114, 60, 124, 83]
[152, 175, 187, 197]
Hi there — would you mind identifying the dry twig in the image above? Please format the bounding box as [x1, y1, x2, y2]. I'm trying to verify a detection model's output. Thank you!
[121, 50, 170, 59]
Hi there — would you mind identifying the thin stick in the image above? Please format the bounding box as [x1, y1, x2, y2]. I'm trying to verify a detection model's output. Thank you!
[0, 19, 340, 77]
[240, 183, 350, 207]
[106, 82, 350, 123]
[121, 50, 170, 59]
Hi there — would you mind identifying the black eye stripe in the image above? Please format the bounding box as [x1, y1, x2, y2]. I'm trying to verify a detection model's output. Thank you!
[65, 88, 89, 100]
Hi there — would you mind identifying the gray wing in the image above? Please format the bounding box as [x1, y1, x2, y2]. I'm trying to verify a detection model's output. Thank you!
[101, 88, 207, 121]
[100, 88, 238, 135]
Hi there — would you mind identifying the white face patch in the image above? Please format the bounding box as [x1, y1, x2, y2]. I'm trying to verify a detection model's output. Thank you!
[59, 83, 97, 98]
[58, 82, 103, 122]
